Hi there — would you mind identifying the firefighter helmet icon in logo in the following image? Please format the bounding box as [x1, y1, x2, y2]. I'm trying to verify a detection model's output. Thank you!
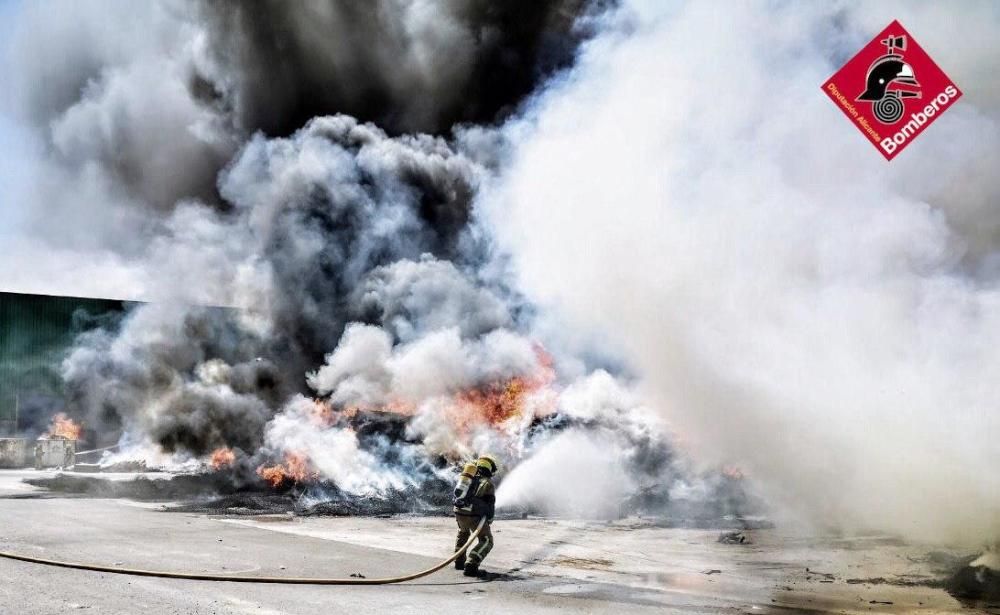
[822, 20, 962, 160]
[856, 35, 920, 124]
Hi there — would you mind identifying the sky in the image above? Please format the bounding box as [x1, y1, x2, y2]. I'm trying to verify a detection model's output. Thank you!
[0, 0, 30, 243]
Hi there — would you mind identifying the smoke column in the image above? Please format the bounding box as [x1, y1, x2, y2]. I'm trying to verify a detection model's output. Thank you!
[0, 0, 595, 301]
[484, 0, 1000, 544]
[4, 0, 716, 521]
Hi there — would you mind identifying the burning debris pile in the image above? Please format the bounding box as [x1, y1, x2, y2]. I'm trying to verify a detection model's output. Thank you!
[24, 97, 754, 519]
[947, 551, 1000, 603]
[8, 0, 763, 524]
[44, 413, 82, 441]
[257, 451, 316, 488]
[40, 212, 757, 518]
[47, 364, 758, 521]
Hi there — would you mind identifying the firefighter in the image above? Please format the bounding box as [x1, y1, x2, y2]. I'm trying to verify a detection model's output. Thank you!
[453, 454, 498, 577]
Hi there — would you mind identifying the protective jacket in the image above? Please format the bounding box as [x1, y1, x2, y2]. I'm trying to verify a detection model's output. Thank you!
[453, 462, 496, 520]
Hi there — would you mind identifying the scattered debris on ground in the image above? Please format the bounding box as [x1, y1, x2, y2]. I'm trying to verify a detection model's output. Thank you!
[946, 555, 1000, 601]
[845, 576, 932, 587]
[805, 567, 836, 581]
[548, 557, 613, 570]
[717, 530, 750, 544]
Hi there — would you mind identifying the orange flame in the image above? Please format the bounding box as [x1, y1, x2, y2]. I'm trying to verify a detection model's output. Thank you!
[383, 398, 417, 416]
[304, 344, 558, 451]
[446, 344, 558, 433]
[209, 447, 236, 470]
[308, 399, 337, 427]
[454, 377, 533, 426]
[256, 451, 316, 487]
[47, 413, 82, 440]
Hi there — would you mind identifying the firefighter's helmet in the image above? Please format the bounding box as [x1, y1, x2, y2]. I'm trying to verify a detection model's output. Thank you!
[857, 55, 919, 101]
[476, 454, 499, 476]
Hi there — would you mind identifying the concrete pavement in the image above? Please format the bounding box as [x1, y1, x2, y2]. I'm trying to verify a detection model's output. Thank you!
[0, 471, 991, 614]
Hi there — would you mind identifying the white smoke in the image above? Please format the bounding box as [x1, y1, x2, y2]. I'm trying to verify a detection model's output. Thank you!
[496, 370, 667, 517]
[308, 324, 542, 407]
[484, 1, 1000, 543]
[263, 396, 415, 495]
[496, 429, 632, 518]
[292, 317, 551, 468]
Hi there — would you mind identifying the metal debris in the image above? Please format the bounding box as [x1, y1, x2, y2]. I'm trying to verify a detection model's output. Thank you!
[717, 530, 750, 544]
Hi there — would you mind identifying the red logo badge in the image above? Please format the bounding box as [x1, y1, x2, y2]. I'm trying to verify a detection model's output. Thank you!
[822, 20, 962, 160]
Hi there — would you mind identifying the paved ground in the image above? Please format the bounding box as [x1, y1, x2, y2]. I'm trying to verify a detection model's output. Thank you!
[0, 470, 994, 614]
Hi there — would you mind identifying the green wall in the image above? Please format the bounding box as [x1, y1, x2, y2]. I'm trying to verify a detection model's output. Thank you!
[0, 292, 127, 432]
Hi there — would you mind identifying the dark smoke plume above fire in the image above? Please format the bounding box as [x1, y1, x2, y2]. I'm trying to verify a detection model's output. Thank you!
[6, 0, 734, 520]
[197, 0, 596, 136]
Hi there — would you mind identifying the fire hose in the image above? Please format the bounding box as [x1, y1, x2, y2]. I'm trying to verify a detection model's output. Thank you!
[0, 517, 486, 585]
[73, 444, 122, 456]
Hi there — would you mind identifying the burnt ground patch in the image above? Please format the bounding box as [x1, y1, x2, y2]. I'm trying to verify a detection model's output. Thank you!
[22, 472, 246, 501]
[944, 556, 1000, 607]
[20, 472, 774, 528]
[21, 472, 454, 518]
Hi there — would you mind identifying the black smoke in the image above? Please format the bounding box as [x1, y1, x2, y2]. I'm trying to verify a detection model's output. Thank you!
[7, 0, 603, 219]
[12, 0, 708, 522]
[60, 116, 497, 453]
[198, 0, 596, 137]
[12, 0, 603, 451]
